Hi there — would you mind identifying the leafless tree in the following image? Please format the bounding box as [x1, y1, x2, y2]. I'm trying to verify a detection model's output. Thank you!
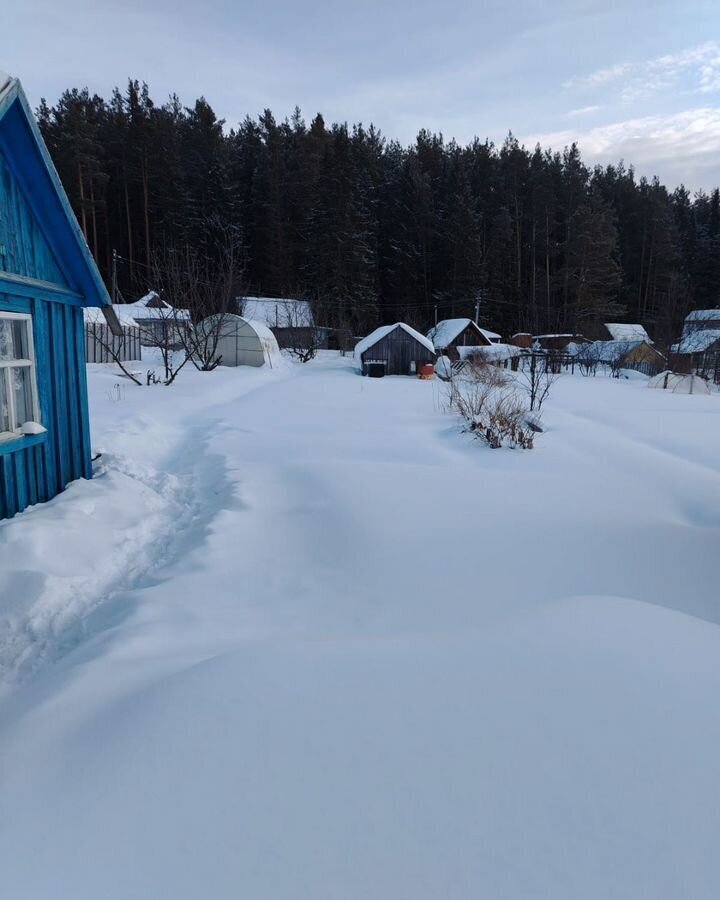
[87, 323, 143, 385]
[519, 351, 558, 412]
[280, 301, 321, 363]
[146, 220, 247, 375]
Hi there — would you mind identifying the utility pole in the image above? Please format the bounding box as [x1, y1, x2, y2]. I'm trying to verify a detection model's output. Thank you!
[434, 303, 438, 326]
[111, 248, 118, 305]
[474, 294, 481, 325]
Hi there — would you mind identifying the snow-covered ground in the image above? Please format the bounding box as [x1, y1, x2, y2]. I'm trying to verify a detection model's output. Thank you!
[1, 353, 720, 899]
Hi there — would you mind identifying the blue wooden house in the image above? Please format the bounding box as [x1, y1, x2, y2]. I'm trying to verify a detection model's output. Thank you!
[0, 73, 116, 519]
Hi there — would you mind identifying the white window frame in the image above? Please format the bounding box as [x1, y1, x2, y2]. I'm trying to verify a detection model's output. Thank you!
[0, 312, 41, 443]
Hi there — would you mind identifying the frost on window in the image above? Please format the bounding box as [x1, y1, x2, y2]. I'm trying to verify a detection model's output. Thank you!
[12, 366, 32, 426]
[0, 320, 11, 361]
[0, 372, 10, 432]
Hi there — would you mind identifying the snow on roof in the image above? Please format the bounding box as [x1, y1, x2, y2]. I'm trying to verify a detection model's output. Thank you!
[686, 309, 720, 322]
[582, 340, 645, 363]
[84, 307, 138, 327]
[479, 328, 501, 342]
[116, 297, 190, 320]
[605, 323, 651, 342]
[427, 318, 477, 349]
[239, 297, 315, 329]
[458, 343, 521, 361]
[355, 323, 435, 358]
[0, 71, 12, 97]
[671, 328, 720, 354]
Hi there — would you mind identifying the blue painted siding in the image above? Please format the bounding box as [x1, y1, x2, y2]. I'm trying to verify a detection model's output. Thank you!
[0, 294, 91, 518]
[0, 153, 67, 286]
[0, 77, 109, 521]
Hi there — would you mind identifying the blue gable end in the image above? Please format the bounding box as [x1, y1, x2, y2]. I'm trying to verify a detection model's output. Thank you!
[0, 74, 108, 520]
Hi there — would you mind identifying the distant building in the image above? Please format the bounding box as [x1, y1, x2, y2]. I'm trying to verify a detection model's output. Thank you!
[117, 292, 190, 348]
[237, 296, 330, 350]
[509, 333, 533, 349]
[355, 323, 436, 376]
[580, 340, 666, 376]
[533, 334, 590, 352]
[603, 323, 653, 343]
[427, 318, 492, 361]
[670, 310, 720, 382]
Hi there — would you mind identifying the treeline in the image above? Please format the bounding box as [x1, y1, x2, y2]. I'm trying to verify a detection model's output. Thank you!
[38, 80, 720, 343]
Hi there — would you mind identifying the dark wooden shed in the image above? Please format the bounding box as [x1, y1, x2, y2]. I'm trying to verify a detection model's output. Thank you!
[427, 318, 492, 362]
[355, 323, 436, 376]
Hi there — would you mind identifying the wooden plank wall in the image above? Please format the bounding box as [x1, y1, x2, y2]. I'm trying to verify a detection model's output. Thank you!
[0, 153, 66, 285]
[0, 294, 91, 519]
[84, 322, 141, 363]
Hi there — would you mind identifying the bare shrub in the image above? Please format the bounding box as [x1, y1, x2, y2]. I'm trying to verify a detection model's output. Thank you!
[445, 360, 535, 449]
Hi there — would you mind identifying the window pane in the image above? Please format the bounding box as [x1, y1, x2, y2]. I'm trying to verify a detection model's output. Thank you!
[0, 318, 29, 361]
[0, 320, 12, 361]
[0, 371, 10, 432]
[12, 320, 29, 359]
[12, 366, 32, 427]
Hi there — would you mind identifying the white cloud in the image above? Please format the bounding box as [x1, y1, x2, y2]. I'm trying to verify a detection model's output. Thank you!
[525, 107, 720, 190]
[565, 105, 603, 117]
[565, 41, 720, 103]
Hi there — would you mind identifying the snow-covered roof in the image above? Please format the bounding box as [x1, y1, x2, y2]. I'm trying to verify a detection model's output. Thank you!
[116, 297, 190, 321]
[671, 328, 720, 354]
[582, 340, 646, 363]
[355, 323, 435, 358]
[239, 297, 315, 329]
[427, 318, 478, 349]
[605, 323, 651, 342]
[458, 343, 521, 361]
[686, 309, 720, 322]
[84, 307, 139, 327]
[479, 328, 501, 342]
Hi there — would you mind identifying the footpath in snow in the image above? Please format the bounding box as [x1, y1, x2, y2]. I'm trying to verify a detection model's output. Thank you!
[1, 353, 720, 899]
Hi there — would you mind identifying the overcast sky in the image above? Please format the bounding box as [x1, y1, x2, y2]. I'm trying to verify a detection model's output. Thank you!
[2, 0, 718, 190]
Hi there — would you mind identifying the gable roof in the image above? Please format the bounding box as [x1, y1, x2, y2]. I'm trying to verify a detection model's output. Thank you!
[428, 318, 486, 349]
[605, 323, 651, 342]
[671, 328, 720, 354]
[0, 75, 110, 307]
[582, 339, 662, 363]
[355, 323, 435, 358]
[686, 309, 720, 322]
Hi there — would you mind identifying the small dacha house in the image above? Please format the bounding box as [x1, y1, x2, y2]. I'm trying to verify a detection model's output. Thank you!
[427, 318, 492, 362]
[355, 323, 436, 376]
[118, 291, 190, 348]
[670, 309, 720, 383]
[0, 72, 116, 519]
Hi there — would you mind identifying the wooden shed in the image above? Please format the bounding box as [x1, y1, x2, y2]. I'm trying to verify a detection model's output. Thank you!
[355, 323, 436, 376]
[670, 310, 720, 383]
[0, 73, 115, 519]
[427, 318, 491, 362]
